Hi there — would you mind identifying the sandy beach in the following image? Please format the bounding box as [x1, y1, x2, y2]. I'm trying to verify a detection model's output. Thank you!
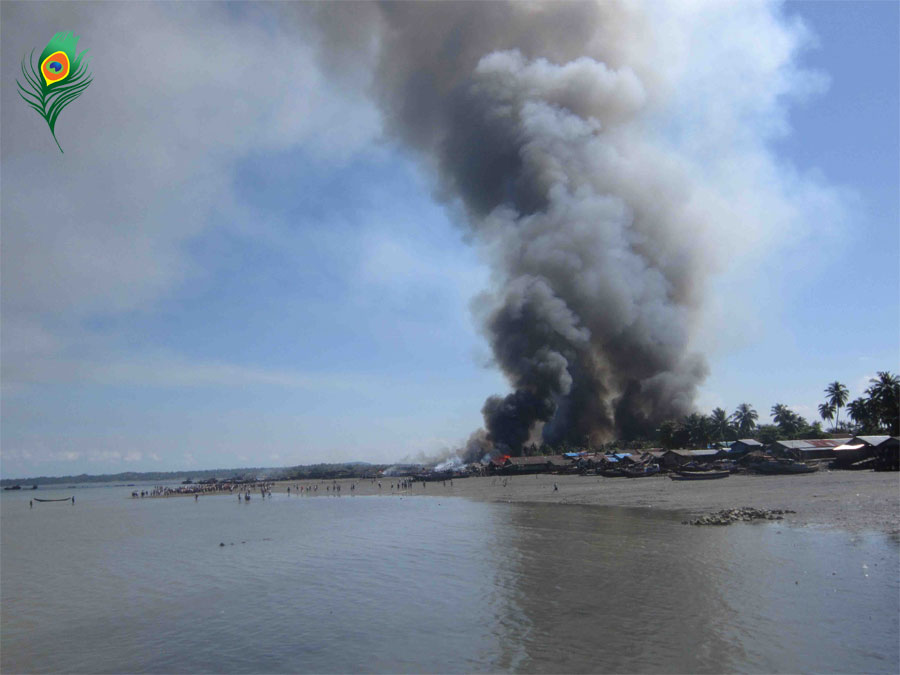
[269, 470, 900, 535]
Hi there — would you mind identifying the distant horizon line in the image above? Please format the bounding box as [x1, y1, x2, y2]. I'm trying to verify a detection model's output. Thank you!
[0, 460, 397, 486]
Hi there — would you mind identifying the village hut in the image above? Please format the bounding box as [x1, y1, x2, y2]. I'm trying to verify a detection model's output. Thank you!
[660, 450, 691, 470]
[687, 449, 725, 462]
[730, 439, 763, 456]
[872, 437, 899, 471]
[834, 436, 899, 471]
[661, 449, 724, 470]
[832, 440, 875, 468]
[768, 438, 850, 461]
[581, 453, 607, 469]
[738, 449, 770, 466]
[545, 455, 575, 473]
[645, 450, 666, 463]
[500, 456, 548, 475]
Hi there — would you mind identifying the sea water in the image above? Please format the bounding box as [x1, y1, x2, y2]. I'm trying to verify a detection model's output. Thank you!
[2, 484, 898, 673]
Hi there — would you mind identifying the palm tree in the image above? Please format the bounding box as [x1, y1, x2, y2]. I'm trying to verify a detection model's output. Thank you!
[866, 371, 900, 434]
[817, 402, 835, 430]
[709, 407, 733, 442]
[771, 404, 803, 437]
[658, 420, 679, 449]
[733, 403, 758, 436]
[846, 397, 875, 432]
[682, 413, 712, 447]
[771, 403, 791, 428]
[825, 381, 849, 429]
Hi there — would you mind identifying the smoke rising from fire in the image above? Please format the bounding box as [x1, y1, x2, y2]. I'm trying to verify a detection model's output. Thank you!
[306, 1, 835, 458]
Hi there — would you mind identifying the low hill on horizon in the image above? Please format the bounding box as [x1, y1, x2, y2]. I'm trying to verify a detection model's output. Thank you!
[0, 461, 377, 487]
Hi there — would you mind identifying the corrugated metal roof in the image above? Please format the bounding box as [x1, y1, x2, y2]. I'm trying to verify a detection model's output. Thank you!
[733, 439, 763, 446]
[665, 449, 691, 457]
[774, 438, 850, 450]
[852, 435, 893, 446]
[834, 444, 866, 451]
[546, 455, 571, 466]
[507, 456, 549, 465]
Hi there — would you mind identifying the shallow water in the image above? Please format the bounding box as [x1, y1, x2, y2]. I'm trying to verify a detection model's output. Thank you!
[2, 485, 897, 673]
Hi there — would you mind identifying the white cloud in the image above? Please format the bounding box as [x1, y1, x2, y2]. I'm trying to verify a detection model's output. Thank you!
[1, 1, 379, 361]
[3, 350, 374, 392]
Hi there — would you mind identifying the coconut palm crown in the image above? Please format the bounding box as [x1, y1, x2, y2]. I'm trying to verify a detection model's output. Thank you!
[825, 381, 849, 429]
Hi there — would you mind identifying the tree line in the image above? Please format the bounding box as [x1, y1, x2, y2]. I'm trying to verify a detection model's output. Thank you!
[515, 371, 898, 454]
[656, 372, 898, 449]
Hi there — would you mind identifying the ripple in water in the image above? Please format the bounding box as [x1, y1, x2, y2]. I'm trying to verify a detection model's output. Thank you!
[2, 486, 898, 673]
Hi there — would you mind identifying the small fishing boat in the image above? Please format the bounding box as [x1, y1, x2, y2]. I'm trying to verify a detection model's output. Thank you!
[4, 485, 22, 491]
[599, 468, 626, 478]
[754, 459, 817, 475]
[33, 497, 74, 502]
[670, 470, 730, 481]
[624, 464, 660, 478]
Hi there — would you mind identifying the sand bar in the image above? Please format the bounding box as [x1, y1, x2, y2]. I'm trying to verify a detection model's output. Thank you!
[269, 470, 899, 535]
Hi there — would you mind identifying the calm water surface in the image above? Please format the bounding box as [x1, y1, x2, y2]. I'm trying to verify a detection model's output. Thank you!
[2, 484, 897, 673]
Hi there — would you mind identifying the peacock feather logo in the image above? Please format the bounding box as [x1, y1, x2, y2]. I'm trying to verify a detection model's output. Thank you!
[16, 32, 93, 153]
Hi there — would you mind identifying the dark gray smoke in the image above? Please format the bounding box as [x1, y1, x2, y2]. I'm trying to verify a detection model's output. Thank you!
[309, 1, 713, 455]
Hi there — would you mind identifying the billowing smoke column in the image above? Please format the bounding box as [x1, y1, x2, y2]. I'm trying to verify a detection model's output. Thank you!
[368, 1, 711, 455]
[314, 1, 716, 455]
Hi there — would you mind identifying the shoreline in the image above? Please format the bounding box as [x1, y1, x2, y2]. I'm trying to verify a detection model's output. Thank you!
[258, 470, 899, 535]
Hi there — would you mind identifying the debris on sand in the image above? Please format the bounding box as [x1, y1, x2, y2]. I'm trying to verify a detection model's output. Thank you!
[684, 507, 796, 526]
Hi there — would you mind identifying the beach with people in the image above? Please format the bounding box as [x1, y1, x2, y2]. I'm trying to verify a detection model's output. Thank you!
[249, 470, 898, 535]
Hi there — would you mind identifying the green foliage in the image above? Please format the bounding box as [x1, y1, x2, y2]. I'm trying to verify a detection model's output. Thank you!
[755, 424, 780, 445]
[829, 372, 898, 435]
[709, 407, 735, 441]
[865, 371, 900, 435]
[818, 402, 835, 428]
[825, 381, 849, 429]
[733, 403, 758, 436]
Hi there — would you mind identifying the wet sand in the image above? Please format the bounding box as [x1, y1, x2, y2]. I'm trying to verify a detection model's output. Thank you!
[271, 470, 900, 534]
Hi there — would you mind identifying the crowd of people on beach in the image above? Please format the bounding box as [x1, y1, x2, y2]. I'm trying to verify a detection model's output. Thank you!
[133, 482, 276, 499]
[134, 476, 456, 501]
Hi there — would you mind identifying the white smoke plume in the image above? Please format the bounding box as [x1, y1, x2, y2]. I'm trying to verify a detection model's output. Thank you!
[304, 1, 837, 457]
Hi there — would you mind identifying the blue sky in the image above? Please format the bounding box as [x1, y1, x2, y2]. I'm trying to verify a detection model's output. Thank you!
[696, 0, 899, 420]
[1, 1, 897, 478]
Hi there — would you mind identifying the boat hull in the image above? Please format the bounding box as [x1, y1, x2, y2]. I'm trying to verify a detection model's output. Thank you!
[670, 471, 730, 481]
[754, 461, 817, 475]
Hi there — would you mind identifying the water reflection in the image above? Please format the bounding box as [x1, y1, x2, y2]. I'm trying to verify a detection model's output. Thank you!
[2, 489, 897, 674]
[494, 502, 899, 674]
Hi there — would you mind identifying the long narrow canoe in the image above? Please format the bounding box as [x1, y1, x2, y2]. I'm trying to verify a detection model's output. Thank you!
[33, 497, 73, 502]
[669, 471, 730, 481]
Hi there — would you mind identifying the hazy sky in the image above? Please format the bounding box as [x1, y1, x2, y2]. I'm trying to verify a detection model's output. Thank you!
[2, 1, 897, 478]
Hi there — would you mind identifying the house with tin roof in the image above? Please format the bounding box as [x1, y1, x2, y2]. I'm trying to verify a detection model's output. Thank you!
[730, 439, 763, 455]
[833, 436, 899, 470]
[768, 438, 851, 461]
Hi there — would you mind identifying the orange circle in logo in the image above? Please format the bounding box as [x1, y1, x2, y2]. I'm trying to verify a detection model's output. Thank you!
[41, 51, 70, 86]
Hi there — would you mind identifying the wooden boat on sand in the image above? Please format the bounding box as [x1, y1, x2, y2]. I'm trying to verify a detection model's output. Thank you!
[624, 464, 660, 478]
[754, 460, 817, 475]
[670, 470, 730, 481]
